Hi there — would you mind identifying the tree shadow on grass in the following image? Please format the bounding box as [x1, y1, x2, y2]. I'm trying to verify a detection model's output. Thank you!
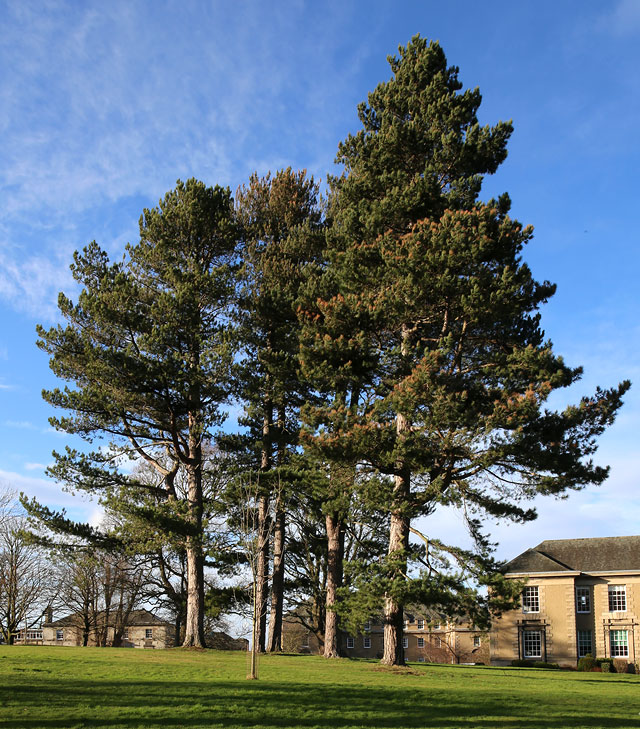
[1, 676, 637, 729]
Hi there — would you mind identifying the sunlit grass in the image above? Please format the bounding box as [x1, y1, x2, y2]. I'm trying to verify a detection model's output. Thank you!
[1, 646, 639, 728]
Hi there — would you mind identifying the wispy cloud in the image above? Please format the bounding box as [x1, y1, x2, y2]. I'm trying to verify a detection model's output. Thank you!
[24, 462, 48, 471]
[4, 420, 37, 429]
[608, 0, 640, 35]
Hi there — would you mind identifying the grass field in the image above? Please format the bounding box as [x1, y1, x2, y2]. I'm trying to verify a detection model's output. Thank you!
[1, 647, 640, 729]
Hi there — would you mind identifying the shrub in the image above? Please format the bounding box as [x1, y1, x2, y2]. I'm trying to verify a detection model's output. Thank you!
[597, 658, 616, 673]
[577, 654, 596, 672]
[511, 659, 533, 667]
[533, 661, 560, 670]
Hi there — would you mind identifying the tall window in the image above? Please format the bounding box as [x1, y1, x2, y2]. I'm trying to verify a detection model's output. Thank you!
[56, 630, 63, 641]
[523, 630, 542, 658]
[522, 586, 540, 613]
[301, 632, 310, 648]
[346, 637, 354, 649]
[473, 636, 481, 647]
[417, 619, 424, 630]
[417, 637, 424, 647]
[123, 628, 129, 640]
[610, 630, 629, 657]
[608, 585, 626, 612]
[576, 587, 590, 614]
[145, 628, 153, 639]
[364, 620, 371, 631]
[402, 637, 408, 649]
[577, 630, 592, 658]
[363, 636, 371, 649]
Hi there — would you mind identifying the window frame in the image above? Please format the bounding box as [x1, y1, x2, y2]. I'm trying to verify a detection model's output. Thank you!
[523, 630, 542, 659]
[522, 585, 540, 613]
[145, 628, 153, 640]
[402, 637, 408, 649]
[576, 586, 591, 614]
[363, 620, 371, 632]
[608, 585, 627, 612]
[473, 636, 481, 648]
[610, 629, 629, 657]
[417, 637, 424, 648]
[363, 636, 371, 649]
[56, 629, 64, 641]
[417, 619, 424, 630]
[577, 629, 592, 658]
[346, 636, 354, 649]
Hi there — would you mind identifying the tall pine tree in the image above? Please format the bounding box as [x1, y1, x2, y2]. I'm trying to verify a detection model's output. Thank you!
[301, 37, 629, 665]
[33, 179, 238, 648]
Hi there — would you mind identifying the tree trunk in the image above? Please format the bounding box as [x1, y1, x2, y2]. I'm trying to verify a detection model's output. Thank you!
[382, 324, 411, 666]
[255, 494, 270, 653]
[255, 393, 273, 653]
[182, 444, 206, 647]
[324, 512, 345, 658]
[266, 505, 285, 652]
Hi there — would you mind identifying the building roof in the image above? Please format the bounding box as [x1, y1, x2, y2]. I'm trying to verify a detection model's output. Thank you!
[44, 608, 169, 628]
[504, 536, 640, 574]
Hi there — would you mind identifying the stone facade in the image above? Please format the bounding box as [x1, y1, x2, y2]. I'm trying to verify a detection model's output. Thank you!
[491, 536, 640, 669]
[41, 609, 174, 649]
[282, 608, 488, 664]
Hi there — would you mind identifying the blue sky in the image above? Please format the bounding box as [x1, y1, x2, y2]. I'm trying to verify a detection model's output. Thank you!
[1, 0, 639, 560]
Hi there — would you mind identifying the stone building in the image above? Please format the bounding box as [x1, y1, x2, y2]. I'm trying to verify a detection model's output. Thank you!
[491, 536, 640, 669]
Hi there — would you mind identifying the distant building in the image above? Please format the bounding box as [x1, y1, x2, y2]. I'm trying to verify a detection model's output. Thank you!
[282, 606, 488, 664]
[42, 609, 174, 649]
[491, 536, 640, 669]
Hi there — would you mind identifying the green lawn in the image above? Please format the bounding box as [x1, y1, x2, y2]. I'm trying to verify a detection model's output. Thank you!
[1, 647, 639, 729]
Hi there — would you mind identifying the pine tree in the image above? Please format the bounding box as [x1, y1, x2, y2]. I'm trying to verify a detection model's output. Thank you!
[32, 179, 238, 648]
[301, 37, 629, 665]
[231, 168, 324, 652]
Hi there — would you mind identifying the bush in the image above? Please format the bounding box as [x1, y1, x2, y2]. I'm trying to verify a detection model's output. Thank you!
[577, 654, 596, 672]
[599, 659, 613, 673]
[533, 661, 560, 670]
[511, 659, 533, 667]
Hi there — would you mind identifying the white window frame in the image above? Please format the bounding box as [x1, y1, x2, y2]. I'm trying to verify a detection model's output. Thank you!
[363, 636, 371, 649]
[346, 636, 354, 649]
[417, 637, 424, 647]
[56, 629, 64, 641]
[123, 628, 129, 640]
[577, 629, 592, 658]
[576, 587, 591, 614]
[523, 630, 542, 659]
[363, 620, 371, 632]
[145, 628, 153, 639]
[417, 619, 424, 630]
[473, 636, 481, 647]
[417, 656, 425, 662]
[608, 585, 627, 612]
[402, 637, 408, 649]
[610, 629, 629, 657]
[433, 622, 441, 630]
[522, 586, 540, 613]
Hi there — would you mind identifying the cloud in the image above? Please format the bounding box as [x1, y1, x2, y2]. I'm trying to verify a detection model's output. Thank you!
[24, 462, 48, 471]
[4, 420, 37, 430]
[608, 0, 640, 35]
[413, 452, 640, 564]
[0, 468, 96, 524]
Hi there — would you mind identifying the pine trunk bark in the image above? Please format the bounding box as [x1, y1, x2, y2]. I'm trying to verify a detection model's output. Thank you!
[266, 505, 285, 652]
[182, 434, 206, 647]
[323, 512, 345, 658]
[382, 324, 411, 666]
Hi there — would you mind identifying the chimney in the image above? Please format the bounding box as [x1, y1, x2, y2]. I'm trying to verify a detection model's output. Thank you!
[45, 606, 53, 624]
